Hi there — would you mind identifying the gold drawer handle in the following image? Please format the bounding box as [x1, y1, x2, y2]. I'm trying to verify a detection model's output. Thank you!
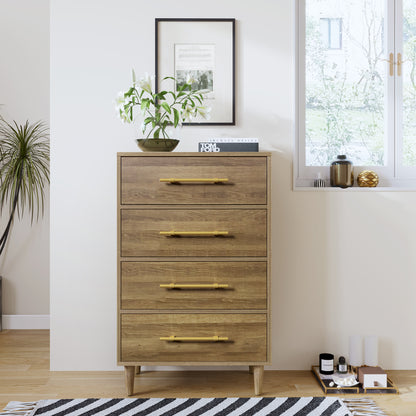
[160, 231, 229, 237]
[160, 335, 229, 342]
[160, 178, 229, 184]
[160, 283, 229, 289]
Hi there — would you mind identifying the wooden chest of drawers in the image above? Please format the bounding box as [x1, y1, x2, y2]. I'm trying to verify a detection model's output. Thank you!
[117, 152, 271, 395]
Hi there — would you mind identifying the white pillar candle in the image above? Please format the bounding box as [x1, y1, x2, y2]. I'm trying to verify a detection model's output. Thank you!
[364, 335, 378, 366]
[349, 335, 363, 367]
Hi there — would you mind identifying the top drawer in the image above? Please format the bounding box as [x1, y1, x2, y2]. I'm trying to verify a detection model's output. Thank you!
[120, 156, 267, 205]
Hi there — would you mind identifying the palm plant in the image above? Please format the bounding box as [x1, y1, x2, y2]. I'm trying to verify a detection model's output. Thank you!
[0, 117, 50, 257]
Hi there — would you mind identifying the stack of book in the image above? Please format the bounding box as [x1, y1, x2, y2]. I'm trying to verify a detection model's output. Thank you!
[198, 138, 259, 152]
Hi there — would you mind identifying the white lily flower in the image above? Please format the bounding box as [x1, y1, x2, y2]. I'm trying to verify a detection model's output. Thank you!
[115, 92, 125, 110]
[186, 73, 197, 85]
[182, 104, 197, 121]
[197, 105, 212, 120]
[138, 72, 153, 94]
[118, 111, 127, 123]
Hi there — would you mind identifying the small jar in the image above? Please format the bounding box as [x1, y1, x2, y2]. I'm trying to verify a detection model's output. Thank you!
[319, 353, 334, 375]
[337, 356, 348, 374]
[330, 155, 354, 188]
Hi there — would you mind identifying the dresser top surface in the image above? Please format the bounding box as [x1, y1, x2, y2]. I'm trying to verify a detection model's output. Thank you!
[117, 152, 271, 157]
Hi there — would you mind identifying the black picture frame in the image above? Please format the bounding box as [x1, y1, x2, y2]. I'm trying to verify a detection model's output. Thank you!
[155, 18, 235, 125]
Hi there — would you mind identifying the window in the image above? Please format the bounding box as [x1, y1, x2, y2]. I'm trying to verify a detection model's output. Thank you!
[320, 18, 342, 50]
[296, 0, 416, 188]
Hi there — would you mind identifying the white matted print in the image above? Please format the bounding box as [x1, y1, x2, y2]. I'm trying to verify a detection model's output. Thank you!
[156, 19, 235, 125]
[175, 44, 215, 99]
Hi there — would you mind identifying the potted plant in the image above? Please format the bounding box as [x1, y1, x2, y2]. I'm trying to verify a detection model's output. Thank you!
[0, 117, 50, 330]
[115, 71, 210, 151]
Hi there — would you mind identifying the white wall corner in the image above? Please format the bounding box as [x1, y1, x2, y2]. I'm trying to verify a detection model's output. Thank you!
[2, 315, 50, 330]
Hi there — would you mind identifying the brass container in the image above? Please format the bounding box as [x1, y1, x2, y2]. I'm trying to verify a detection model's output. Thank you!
[330, 155, 354, 188]
[357, 170, 379, 187]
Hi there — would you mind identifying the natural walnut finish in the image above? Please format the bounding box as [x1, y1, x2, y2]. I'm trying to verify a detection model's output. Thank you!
[120, 208, 267, 258]
[120, 156, 267, 205]
[120, 313, 267, 363]
[1, 330, 416, 416]
[117, 152, 271, 396]
[121, 261, 267, 310]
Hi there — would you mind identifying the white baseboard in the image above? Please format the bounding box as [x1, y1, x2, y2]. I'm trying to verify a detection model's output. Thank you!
[2, 314, 50, 329]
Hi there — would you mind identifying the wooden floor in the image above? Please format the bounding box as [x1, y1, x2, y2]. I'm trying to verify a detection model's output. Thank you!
[0, 330, 415, 415]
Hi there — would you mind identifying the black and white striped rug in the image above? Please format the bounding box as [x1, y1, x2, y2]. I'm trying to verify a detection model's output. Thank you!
[1, 397, 387, 416]
[0, 398, 350, 416]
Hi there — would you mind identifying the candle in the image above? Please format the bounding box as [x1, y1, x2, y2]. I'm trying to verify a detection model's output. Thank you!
[364, 336, 378, 366]
[349, 335, 363, 367]
[319, 353, 334, 375]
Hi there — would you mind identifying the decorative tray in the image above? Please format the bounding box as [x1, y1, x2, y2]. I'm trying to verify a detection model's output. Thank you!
[311, 366, 398, 394]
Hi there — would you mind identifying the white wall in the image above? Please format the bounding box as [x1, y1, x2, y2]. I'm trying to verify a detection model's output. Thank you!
[0, 0, 50, 317]
[50, 0, 416, 370]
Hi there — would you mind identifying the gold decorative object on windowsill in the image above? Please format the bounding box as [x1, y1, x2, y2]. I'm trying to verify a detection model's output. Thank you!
[357, 170, 379, 187]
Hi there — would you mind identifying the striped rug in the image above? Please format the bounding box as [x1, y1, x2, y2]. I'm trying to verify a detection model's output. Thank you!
[1, 397, 388, 416]
[1, 397, 352, 416]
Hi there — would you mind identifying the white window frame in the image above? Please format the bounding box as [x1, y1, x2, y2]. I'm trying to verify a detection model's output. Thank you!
[320, 18, 343, 50]
[295, 0, 416, 189]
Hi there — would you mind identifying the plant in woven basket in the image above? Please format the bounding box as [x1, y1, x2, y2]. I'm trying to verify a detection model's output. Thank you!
[0, 117, 50, 257]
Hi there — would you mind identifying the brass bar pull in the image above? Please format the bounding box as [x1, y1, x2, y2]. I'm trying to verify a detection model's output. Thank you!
[397, 53, 402, 77]
[160, 283, 229, 289]
[160, 335, 229, 342]
[160, 178, 229, 184]
[159, 231, 229, 237]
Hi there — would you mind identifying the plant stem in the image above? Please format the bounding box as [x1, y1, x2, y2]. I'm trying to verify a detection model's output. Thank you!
[0, 169, 22, 257]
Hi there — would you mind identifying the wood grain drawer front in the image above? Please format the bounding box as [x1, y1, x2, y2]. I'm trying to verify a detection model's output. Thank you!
[121, 209, 267, 257]
[120, 261, 267, 310]
[120, 313, 267, 363]
[120, 156, 267, 205]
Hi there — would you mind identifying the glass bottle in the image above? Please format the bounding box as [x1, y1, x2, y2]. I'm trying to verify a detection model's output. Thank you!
[330, 155, 354, 188]
[337, 356, 348, 374]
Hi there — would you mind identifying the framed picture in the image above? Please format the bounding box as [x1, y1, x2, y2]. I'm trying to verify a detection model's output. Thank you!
[155, 18, 235, 125]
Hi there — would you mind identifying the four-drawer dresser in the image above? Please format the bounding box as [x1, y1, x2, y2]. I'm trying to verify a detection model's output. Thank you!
[117, 152, 271, 395]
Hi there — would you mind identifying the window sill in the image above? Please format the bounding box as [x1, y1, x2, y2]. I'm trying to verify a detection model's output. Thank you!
[294, 186, 416, 192]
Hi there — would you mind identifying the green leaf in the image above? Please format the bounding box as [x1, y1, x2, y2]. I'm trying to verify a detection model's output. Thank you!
[173, 108, 180, 127]
[193, 94, 203, 105]
[141, 99, 150, 112]
[126, 87, 135, 96]
[144, 116, 153, 125]
[153, 128, 160, 138]
[161, 102, 171, 114]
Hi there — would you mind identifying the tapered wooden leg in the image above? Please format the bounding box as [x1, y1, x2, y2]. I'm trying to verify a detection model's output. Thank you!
[124, 366, 135, 396]
[253, 365, 264, 395]
[135, 366, 141, 375]
[249, 366, 254, 374]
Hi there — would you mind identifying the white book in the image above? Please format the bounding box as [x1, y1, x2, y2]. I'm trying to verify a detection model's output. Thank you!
[203, 138, 259, 143]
